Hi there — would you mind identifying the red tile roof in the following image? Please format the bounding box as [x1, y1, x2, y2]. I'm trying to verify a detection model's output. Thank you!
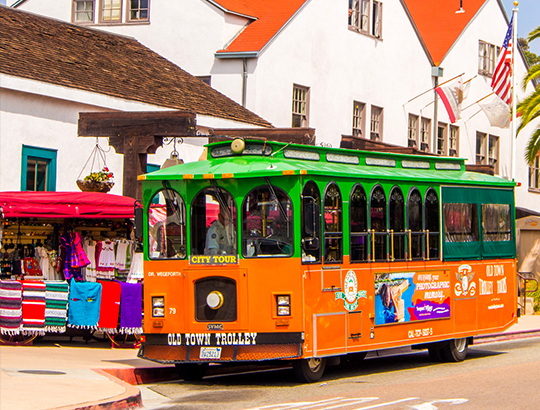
[0, 6, 271, 127]
[214, 0, 308, 55]
[402, 0, 490, 66]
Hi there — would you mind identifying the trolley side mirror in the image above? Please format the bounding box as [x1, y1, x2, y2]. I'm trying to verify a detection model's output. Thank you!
[134, 203, 144, 240]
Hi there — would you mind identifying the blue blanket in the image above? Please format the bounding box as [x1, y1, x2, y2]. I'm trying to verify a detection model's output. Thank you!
[67, 279, 102, 328]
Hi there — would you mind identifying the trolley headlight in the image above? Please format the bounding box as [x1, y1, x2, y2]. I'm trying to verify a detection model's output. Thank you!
[206, 291, 224, 310]
[152, 296, 165, 318]
[276, 295, 291, 316]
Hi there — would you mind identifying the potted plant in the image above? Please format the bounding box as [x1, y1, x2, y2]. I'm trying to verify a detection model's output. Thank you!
[76, 167, 115, 193]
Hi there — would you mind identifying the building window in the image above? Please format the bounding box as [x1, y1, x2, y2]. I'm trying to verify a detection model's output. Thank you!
[488, 135, 499, 173]
[21, 145, 57, 192]
[529, 155, 540, 191]
[478, 40, 498, 77]
[408, 114, 419, 148]
[436, 123, 447, 155]
[372, 1, 382, 38]
[476, 132, 487, 164]
[370, 105, 383, 141]
[420, 117, 431, 152]
[197, 76, 211, 86]
[348, 0, 382, 38]
[352, 101, 366, 137]
[449, 125, 459, 157]
[100, 0, 122, 22]
[292, 84, 309, 127]
[129, 0, 149, 21]
[73, 0, 95, 23]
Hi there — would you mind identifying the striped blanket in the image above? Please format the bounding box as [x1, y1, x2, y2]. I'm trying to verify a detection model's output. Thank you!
[0, 280, 23, 335]
[21, 280, 46, 335]
[45, 281, 69, 333]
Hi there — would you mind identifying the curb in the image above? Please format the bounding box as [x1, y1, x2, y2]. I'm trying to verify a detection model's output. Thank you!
[53, 369, 143, 410]
[473, 329, 540, 344]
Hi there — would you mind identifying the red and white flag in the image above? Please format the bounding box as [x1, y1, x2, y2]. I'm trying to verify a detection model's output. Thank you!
[491, 17, 513, 105]
[436, 77, 470, 123]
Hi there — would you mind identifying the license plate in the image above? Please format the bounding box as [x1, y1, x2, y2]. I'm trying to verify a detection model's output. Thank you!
[199, 347, 222, 359]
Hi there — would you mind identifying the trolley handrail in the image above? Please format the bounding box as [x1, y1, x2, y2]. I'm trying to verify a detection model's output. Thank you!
[517, 272, 538, 315]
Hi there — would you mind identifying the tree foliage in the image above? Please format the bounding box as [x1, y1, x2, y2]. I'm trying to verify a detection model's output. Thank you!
[517, 27, 540, 164]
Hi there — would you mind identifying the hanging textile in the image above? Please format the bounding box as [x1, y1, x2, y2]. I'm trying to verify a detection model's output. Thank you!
[67, 279, 102, 329]
[0, 280, 22, 335]
[128, 251, 144, 282]
[61, 232, 90, 281]
[97, 280, 121, 333]
[83, 240, 97, 282]
[118, 282, 142, 334]
[44, 281, 69, 333]
[21, 280, 46, 335]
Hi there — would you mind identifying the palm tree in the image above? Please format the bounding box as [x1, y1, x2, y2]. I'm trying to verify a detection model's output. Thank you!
[518, 26, 540, 164]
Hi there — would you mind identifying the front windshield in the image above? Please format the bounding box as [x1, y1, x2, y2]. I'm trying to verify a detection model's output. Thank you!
[191, 187, 237, 256]
[241, 185, 293, 257]
[148, 189, 186, 259]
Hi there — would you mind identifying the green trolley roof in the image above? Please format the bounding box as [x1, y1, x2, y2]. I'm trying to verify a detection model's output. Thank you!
[141, 140, 515, 188]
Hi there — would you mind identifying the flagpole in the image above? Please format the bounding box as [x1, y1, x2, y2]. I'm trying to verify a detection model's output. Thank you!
[511, 2, 518, 182]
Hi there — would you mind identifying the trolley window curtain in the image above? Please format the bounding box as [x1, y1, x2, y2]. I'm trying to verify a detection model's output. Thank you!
[441, 186, 515, 260]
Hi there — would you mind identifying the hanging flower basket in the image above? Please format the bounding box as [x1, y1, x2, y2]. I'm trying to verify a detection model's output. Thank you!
[76, 180, 114, 193]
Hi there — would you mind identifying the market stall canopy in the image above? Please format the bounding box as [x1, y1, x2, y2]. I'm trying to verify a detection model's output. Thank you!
[0, 192, 136, 219]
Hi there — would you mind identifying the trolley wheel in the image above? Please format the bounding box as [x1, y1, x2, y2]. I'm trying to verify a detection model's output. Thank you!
[175, 362, 209, 381]
[292, 357, 326, 383]
[441, 338, 469, 362]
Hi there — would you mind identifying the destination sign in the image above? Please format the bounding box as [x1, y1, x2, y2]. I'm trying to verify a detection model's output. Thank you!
[168, 332, 258, 346]
[189, 255, 238, 265]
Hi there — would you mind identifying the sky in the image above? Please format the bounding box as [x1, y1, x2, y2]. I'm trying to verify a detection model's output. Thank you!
[501, 0, 540, 55]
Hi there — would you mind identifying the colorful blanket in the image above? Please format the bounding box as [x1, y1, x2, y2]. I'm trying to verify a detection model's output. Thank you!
[0, 280, 22, 335]
[67, 279, 102, 329]
[119, 282, 142, 334]
[45, 281, 69, 333]
[97, 280, 121, 333]
[21, 280, 46, 335]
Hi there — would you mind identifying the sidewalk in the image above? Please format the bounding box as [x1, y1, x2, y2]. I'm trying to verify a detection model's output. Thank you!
[2, 315, 540, 410]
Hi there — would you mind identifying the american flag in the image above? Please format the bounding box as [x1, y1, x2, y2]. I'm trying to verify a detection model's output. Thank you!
[491, 17, 513, 105]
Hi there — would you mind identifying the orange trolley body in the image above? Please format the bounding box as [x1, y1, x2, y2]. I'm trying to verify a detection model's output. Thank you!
[137, 140, 517, 382]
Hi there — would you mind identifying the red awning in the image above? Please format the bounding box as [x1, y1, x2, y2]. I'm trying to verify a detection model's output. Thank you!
[0, 191, 136, 219]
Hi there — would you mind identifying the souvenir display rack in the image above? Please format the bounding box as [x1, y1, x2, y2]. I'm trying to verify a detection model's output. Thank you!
[0, 192, 143, 347]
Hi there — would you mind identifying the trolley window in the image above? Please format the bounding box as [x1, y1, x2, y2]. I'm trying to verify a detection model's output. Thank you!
[301, 181, 321, 264]
[191, 187, 237, 256]
[425, 188, 440, 260]
[323, 182, 343, 264]
[350, 184, 368, 263]
[148, 189, 186, 259]
[241, 185, 293, 258]
[389, 186, 405, 261]
[443, 203, 478, 243]
[407, 188, 423, 260]
[482, 204, 511, 242]
[370, 185, 387, 261]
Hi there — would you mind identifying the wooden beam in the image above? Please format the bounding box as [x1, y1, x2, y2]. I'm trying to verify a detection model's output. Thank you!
[209, 128, 316, 145]
[78, 111, 197, 137]
[340, 135, 437, 156]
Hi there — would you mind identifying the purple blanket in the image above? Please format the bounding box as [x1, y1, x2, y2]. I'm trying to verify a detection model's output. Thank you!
[119, 282, 142, 334]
